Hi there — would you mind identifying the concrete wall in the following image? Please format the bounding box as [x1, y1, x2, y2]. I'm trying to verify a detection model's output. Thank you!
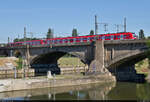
[0, 69, 35, 79]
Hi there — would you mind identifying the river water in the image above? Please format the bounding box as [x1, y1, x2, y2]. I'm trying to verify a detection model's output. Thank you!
[1, 82, 150, 101]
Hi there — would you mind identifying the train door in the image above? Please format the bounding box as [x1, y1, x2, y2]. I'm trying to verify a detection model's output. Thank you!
[87, 37, 90, 42]
[73, 38, 76, 43]
[80, 38, 83, 42]
[120, 35, 123, 40]
[102, 36, 105, 40]
[110, 35, 114, 40]
[42, 40, 47, 45]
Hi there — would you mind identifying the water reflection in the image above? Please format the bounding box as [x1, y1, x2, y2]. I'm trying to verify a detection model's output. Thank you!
[136, 83, 150, 100]
[108, 82, 150, 100]
[1, 82, 116, 100]
[1, 82, 150, 100]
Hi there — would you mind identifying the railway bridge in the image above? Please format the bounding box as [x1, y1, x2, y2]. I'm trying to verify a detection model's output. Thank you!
[1, 39, 149, 82]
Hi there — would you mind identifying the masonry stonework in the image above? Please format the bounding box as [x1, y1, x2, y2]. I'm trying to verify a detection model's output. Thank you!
[1, 40, 149, 82]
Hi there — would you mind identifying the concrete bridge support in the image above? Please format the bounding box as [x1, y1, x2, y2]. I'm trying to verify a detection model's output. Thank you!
[87, 40, 111, 76]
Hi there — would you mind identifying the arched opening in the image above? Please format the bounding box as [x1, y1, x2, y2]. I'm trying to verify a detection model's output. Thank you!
[58, 53, 86, 74]
[30, 51, 85, 76]
[107, 51, 148, 82]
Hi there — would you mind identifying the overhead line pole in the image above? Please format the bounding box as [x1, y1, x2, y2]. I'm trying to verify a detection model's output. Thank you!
[124, 17, 126, 32]
[24, 27, 26, 41]
[95, 15, 98, 35]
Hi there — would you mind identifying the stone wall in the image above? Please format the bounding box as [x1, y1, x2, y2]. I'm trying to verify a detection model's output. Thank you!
[0, 69, 35, 79]
[0, 74, 116, 92]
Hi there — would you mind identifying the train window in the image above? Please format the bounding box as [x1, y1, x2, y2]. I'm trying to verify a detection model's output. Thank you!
[70, 39, 73, 42]
[54, 40, 57, 43]
[34, 42, 36, 45]
[83, 38, 87, 40]
[76, 38, 79, 41]
[114, 35, 120, 39]
[120, 35, 123, 38]
[105, 36, 110, 39]
[77, 38, 81, 41]
[99, 36, 102, 40]
[111, 35, 114, 40]
[124, 35, 127, 38]
[36, 41, 40, 45]
[52, 40, 55, 44]
[29, 42, 32, 45]
[127, 35, 130, 38]
[102, 36, 105, 40]
[90, 37, 94, 40]
[64, 39, 68, 42]
[62, 39, 65, 42]
[132, 33, 136, 37]
[47, 40, 50, 44]
[73, 38, 76, 42]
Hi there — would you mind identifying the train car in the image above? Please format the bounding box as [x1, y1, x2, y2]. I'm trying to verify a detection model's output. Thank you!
[8, 32, 137, 47]
[7, 41, 24, 47]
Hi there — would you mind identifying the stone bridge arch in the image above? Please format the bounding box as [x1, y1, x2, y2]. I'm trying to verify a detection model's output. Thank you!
[106, 47, 149, 69]
[105, 47, 149, 82]
[30, 51, 86, 65]
[30, 50, 87, 75]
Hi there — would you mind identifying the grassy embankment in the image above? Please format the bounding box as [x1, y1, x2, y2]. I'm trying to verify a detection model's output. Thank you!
[58, 57, 85, 67]
[135, 58, 149, 75]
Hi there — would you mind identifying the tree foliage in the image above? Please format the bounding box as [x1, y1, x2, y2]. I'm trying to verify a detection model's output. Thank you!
[89, 30, 94, 35]
[47, 28, 53, 39]
[72, 28, 78, 37]
[139, 29, 145, 39]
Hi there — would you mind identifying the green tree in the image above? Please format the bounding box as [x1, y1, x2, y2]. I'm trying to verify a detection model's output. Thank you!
[16, 57, 23, 69]
[147, 36, 150, 39]
[139, 29, 145, 39]
[72, 28, 78, 37]
[89, 30, 94, 35]
[47, 28, 53, 39]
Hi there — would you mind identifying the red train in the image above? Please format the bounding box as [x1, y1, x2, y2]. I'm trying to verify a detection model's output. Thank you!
[8, 32, 137, 47]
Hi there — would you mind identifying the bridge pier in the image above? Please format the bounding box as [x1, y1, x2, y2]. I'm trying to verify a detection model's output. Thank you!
[86, 40, 112, 76]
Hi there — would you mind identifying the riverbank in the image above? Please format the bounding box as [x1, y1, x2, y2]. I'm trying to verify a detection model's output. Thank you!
[0, 73, 116, 93]
[0, 81, 116, 100]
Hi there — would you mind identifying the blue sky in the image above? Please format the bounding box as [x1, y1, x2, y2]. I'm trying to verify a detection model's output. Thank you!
[0, 0, 150, 43]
